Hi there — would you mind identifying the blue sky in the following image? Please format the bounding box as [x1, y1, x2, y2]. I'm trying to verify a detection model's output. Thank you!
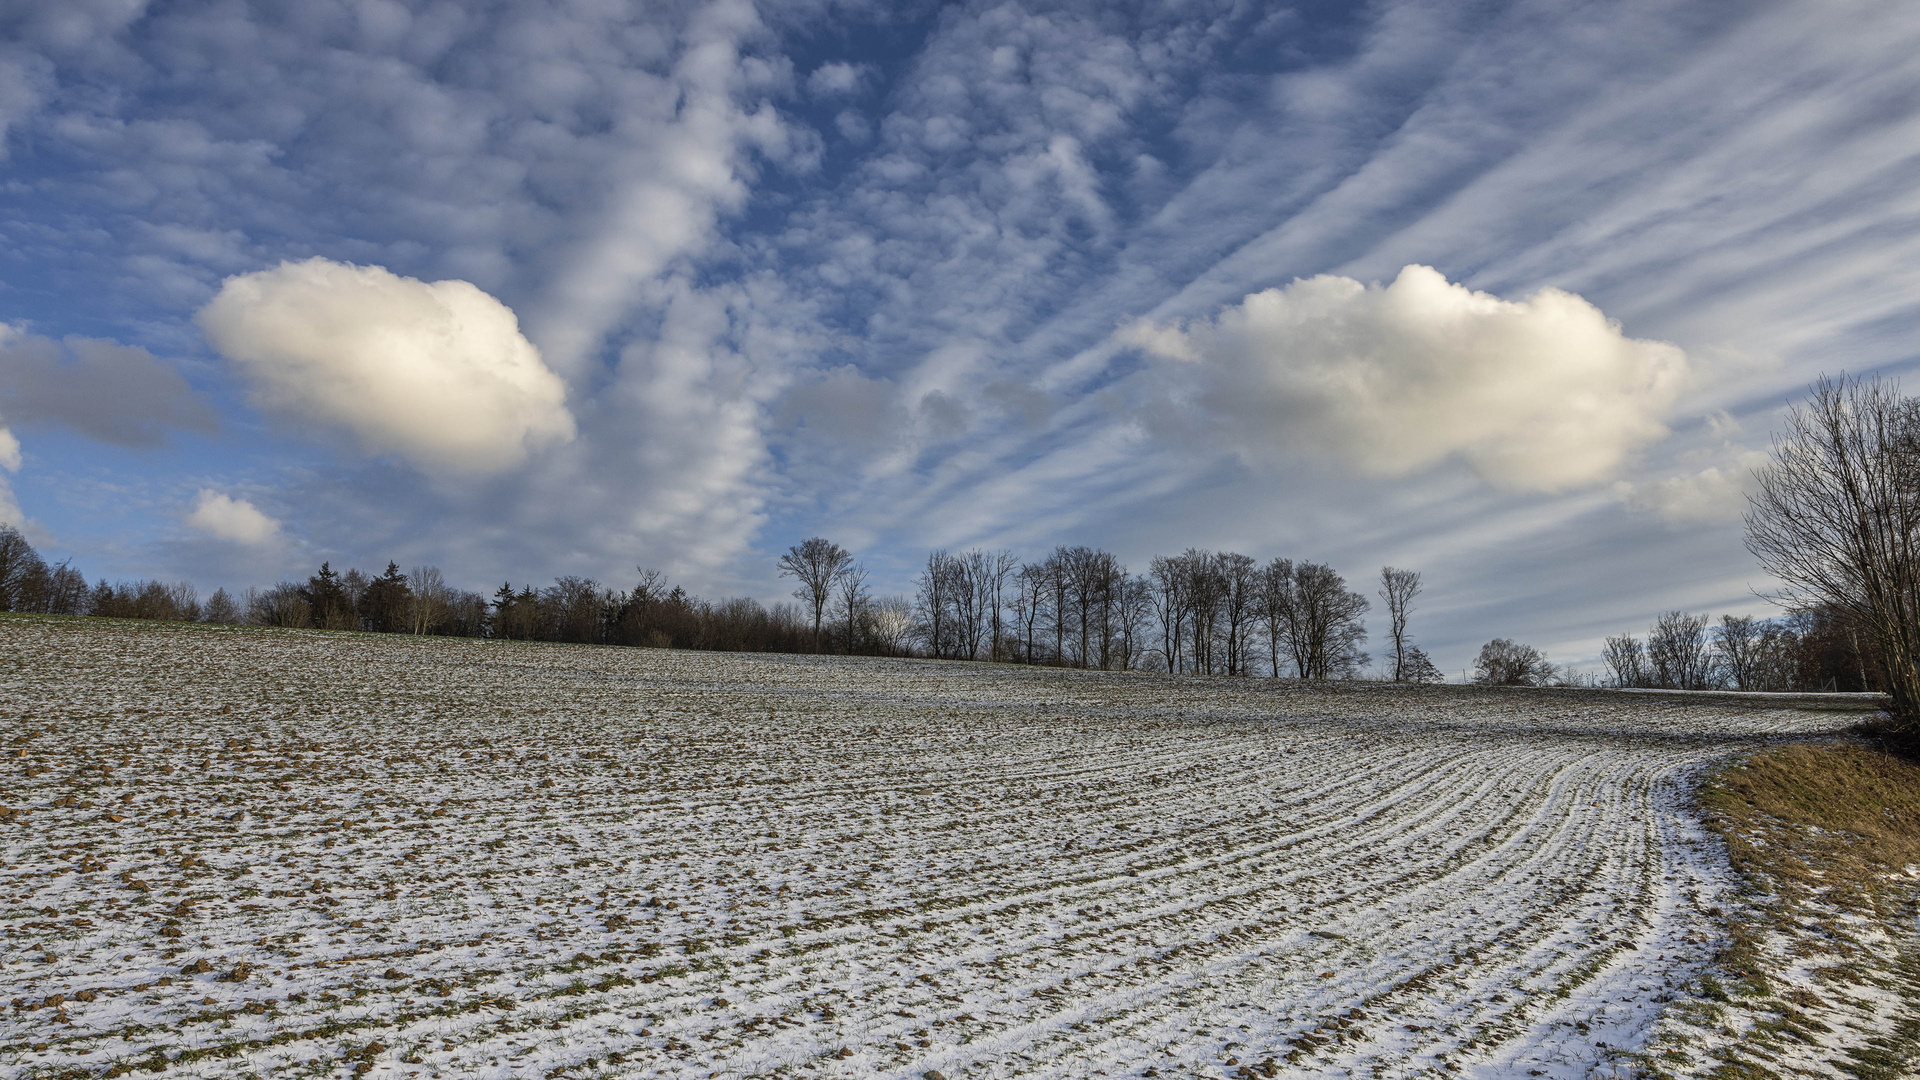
[3, 0, 1919, 676]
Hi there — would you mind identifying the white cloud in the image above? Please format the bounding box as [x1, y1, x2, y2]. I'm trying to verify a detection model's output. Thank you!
[807, 61, 867, 97]
[1614, 467, 1747, 525]
[197, 258, 576, 475]
[516, 278, 783, 585]
[1125, 265, 1690, 492]
[1613, 420, 1770, 525]
[0, 426, 19, 473]
[184, 489, 280, 545]
[527, 1, 800, 376]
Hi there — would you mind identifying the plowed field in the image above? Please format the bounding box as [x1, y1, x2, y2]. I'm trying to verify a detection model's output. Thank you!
[0, 618, 1867, 1078]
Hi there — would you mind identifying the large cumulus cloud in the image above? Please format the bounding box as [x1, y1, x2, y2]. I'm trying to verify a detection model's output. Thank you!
[1125, 265, 1689, 492]
[197, 258, 575, 476]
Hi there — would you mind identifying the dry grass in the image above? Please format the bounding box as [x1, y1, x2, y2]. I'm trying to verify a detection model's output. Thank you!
[1701, 742, 1920, 913]
[1648, 741, 1920, 1080]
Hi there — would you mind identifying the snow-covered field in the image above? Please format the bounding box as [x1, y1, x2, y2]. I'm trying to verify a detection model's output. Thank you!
[0, 617, 1869, 1079]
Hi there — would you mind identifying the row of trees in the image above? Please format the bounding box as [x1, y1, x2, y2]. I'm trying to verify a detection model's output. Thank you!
[1, 523, 1442, 681]
[1600, 607, 1881, 693]
[247, 562, 823, 653]
[1462, 606, 1879, 692]
[0, 530, 822, 650]
[776, 537, 1442, 679]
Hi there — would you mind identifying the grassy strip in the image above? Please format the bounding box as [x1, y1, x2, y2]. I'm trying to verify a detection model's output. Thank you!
[1643, 741, 1920, 1080]
[1703, 742, 1920, 905]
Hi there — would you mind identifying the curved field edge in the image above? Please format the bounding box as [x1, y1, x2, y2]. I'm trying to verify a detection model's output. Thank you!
[0, 615, 1882, 1080]
[1638, 742, 1920, 1080]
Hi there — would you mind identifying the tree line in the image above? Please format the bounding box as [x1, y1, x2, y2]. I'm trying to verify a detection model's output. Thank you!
[774, 537, 1440, 678]
[0, 524, 1445, 680]
[0, 516, 1860, 693]
[0, 545, 823, 654]
[1598, 608, 1880, 692]
[1461, 606, 1880, 692]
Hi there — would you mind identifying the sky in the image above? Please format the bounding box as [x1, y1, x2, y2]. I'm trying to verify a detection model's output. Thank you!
[3, 0, 1919, 677]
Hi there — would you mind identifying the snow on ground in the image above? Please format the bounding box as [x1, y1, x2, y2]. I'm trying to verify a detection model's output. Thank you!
[0, 618, 1867, 1079]
[1643, 762, 1920, 1078]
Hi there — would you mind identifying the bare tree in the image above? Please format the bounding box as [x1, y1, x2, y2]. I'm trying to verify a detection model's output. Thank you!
[1602, 634, 1648, 688]
[1217, 553, 1258, 675]
[951, 550, 998, 660]
[1257, 557, 1293, 677]
[338, 567, 369, 625]
[0, 530, 89, 617]
[1081, 549, 1124, 670]
[544, 575, 602, 643]
[1647, 610, 1716, 689]
[1378, 567, 1423, 681]
[1473, 639, 1555, 686]
[1298, 562, 1370, 679]
[0, 524, 44, 612]
[1400, 645, 1444, 683]
[632, 567, 670, 603]
[166, 581, 201, 622]
[1747, 375, 1920, 736]
[1060, 546, 1102, 668]
[1013, 561, 1051, 664]
[1149, 554, 1190, 673]
[914, 550, 959, 659]
[1111, 574, 1149, 671]
[203, 587, 241, 625]
[1755, 618, 1808, 691]
[39, 561, 86, 615]
[870, 595, 915, 657]
[778, 537, 853, 653]
[1180, 550, 1222, 674]
[1047, 547, 1075, 666]
[1267, 561, 1369, 679]
[835, 562, 869, 654]
[407, 565, 449, 634]
[248, 583, 310, 627]
[1714, 615, 1765, 690]
[980, 550, 1017, 661]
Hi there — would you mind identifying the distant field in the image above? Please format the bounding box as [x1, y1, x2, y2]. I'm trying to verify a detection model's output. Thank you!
[0, 617, 1874, 1079]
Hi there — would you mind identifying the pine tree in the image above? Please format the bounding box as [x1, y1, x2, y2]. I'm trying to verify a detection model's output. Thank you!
[490, 582, 516, 639]
[359, 561, 411, 633]
[301, 562, 350, 629]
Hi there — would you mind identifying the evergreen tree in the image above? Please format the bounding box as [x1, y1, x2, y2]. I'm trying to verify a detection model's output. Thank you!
[514, 585, 539, 639]
[490, 582, 516, 638]
[360, 562, 411, 632]
[301, 562, 351, 629]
